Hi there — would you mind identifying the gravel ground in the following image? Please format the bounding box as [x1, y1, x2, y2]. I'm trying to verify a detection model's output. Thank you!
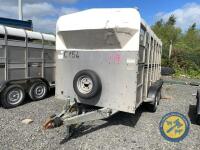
[0, 84, 200, 150]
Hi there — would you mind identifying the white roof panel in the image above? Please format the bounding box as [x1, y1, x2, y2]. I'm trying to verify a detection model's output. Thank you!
[57, 8, 141, 32]
[26, 30, 42, 40]
[6, 26, 26, 37]
[0, 25, 55, 42]
[42, 33, 55, 41]
[0, 25, 5, 34]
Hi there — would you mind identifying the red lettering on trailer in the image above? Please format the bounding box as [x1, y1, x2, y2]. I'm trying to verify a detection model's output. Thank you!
[108, 53, 122, 64]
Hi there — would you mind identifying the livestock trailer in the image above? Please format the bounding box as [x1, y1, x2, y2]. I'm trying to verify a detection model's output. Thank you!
[44, 8, 163, 137]
[0, 25, 56, 108]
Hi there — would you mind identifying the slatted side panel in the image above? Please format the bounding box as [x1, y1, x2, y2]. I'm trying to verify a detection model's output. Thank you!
[28, 48, 42, 60]
[44, 49, 55, 63]
[136, 26, 146, 107]
[0, 45, 5, 58]
[44, 67, 55, 84]
[27, 47, 42, 78]
[136, 23, 162, 106]
[7, 46, 25, 63]
[143, 33, 150, 99]
[0, 27, 55, 85]
[7, 46, 26, 80]
[44, 49, 56, 84]
[8, 68, 25, 80]
[0, 63, 5, 82]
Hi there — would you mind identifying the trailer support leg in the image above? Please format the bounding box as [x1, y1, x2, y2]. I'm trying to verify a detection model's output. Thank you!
[43, 98, 118, 141]
[43, 101, 118, 129]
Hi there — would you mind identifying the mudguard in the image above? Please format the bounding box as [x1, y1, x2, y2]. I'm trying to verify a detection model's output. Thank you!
[0, 81, 8, 93]
[197, 90, 200, 115]
[147, 79, 163, 102]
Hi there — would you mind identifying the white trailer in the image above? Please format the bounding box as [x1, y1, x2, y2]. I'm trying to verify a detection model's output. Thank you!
[44, 8, 163, 138]
[0, 25, 55, 108]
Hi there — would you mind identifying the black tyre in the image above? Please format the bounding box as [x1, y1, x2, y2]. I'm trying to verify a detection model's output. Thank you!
[157, 90, 161, 105]
[161, 67, 175, 76]
[197, 115, 200, 125]
[196, 91, 200, 125]
[148, 91, 161, 112]
[73, 70, 101, 99]
[1, 85, 25, 108]
[28, 81, 48, 101]
[197, 92, 199, 113]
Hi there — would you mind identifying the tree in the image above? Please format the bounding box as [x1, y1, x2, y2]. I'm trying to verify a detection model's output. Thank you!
[152, 14, 182, 65]
[190, 23, 196, 31]
[184, 23, 200, 50]
[152, 17, 200, 79]
[155, 19, 164, 27]
[166, 15, 176, 26]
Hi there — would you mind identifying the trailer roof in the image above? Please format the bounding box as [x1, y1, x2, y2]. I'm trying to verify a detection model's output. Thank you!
[27, 30, 42, 40]
[0, 25, 55, 41]
[42, 33, 55, 41]
[6, 26, 26, 37]
[57, 8, 162, 45]
[0, 25, 5, 34]
[57, 8, 141, 32]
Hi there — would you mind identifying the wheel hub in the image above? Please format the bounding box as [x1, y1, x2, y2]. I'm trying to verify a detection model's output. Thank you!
[8, 88, 23, 105]
[77, 76, 93, 94]
[34, 85, 46, 98]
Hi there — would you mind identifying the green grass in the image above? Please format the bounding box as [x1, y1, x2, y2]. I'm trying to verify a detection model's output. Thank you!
[173, 68, 200, 79]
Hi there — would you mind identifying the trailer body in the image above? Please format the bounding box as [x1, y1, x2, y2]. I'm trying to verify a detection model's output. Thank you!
[56, 8, 162, 114]
[0, 25, 55, 108]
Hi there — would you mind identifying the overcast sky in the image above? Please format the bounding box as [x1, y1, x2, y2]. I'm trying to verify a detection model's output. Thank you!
[0, 0, 199, 33]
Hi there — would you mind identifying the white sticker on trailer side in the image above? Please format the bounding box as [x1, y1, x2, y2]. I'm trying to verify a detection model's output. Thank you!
[126, 58, 136, 70]
[58, 54, 64, 59]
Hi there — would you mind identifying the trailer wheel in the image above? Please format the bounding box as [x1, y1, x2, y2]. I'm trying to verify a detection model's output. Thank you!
[1, 85, 25, 108]
[157, 90, 161, 105]
[196, 91, 200, 125]
[148, 91, 161, 112]
[73, 70, 101, 99]
[29, 81, 48, 101]
[161, 67, 175, 76]
[197, 93, 199, 113]
[197, 115, 200, 125]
